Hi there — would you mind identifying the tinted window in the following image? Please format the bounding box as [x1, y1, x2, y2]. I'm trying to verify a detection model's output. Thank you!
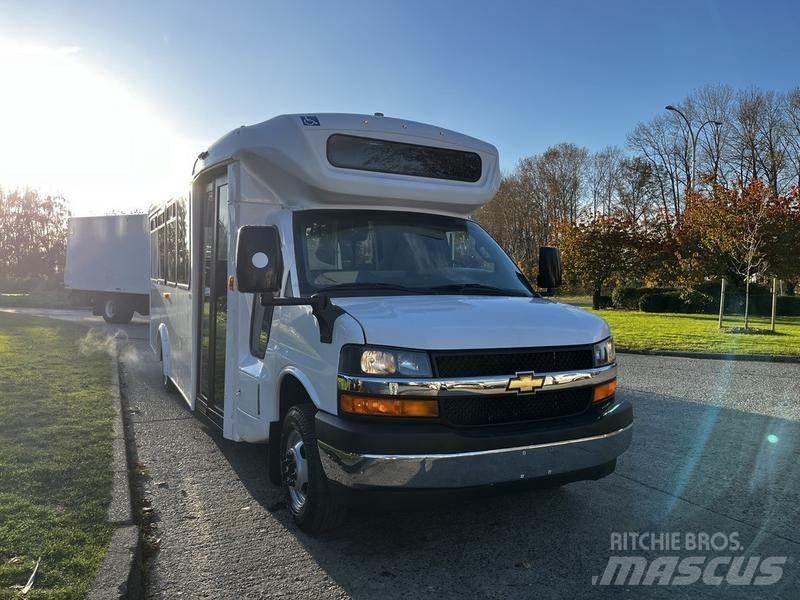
[293, 210, 531, 297]
[166, 211, 176, 283]
[157, 218, 165, 283]
[176, 197, 190, 286]
[150, 215, 162, 280]
[327, 134, 482, 182]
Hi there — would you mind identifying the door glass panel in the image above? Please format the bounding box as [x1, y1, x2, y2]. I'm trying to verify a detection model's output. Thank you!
[199, 183, 215, 401]
[212, 183, 229, 411]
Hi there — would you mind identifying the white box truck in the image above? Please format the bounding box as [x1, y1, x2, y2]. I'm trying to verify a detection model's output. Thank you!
[149, 113, 632, 533]
[64, 214, 150, 323]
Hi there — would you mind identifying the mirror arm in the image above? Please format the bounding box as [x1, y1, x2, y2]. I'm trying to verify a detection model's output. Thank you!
[259, 294, 344, 344]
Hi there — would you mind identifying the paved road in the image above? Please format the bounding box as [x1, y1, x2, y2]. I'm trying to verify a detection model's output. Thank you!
[7, 309, 799, 598]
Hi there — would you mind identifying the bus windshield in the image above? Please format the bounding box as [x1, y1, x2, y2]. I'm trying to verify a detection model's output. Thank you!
[293, 210, 532, 297]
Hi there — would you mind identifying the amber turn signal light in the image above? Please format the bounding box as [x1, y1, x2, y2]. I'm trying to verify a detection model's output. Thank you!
[339, 393, 439, 418]
[593, 378, 617, 403]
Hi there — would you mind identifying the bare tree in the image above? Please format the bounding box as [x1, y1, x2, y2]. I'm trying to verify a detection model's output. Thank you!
[783, 88, 800, 189]
[614, 157, 657, 224]
[588, 147, 622, 214]
[536, 143, 589, 223]
[474, 143, 589, 277]
[628, 116, 686, 221]
[690, 84, 732, 186]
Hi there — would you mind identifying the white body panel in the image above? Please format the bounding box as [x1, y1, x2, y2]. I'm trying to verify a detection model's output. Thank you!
[65, 215, 149, 294]
[150, 113, 611, 446]
[196, 113, 501, 217]
[332, 296, 610, 350]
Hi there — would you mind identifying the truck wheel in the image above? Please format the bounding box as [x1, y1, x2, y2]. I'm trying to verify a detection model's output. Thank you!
[101, 297, 134, 324]
[281, 404, 346, 533]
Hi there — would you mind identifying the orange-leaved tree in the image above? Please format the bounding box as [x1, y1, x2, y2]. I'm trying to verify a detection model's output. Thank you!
[557, 213, 643, 310]
[681, 180, 800, 327]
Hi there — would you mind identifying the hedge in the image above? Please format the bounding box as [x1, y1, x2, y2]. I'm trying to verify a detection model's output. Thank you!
[612, 286, 676, 310]
[638, 290, 800, 316]
[639, 292, 684, 313]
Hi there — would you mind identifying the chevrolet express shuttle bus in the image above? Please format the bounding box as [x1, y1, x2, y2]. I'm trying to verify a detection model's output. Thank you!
[149, 113, 632, 533]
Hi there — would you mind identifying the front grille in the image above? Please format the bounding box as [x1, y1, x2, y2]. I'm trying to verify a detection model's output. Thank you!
[432, 347, 593, 378]
[439, 388, 592, 427]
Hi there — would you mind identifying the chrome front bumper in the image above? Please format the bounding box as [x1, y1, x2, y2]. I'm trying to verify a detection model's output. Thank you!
[318, 422, 632, 489]
[337, 363, 617, 398]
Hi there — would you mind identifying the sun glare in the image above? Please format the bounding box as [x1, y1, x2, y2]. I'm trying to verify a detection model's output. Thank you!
[0, 41, 196, 215]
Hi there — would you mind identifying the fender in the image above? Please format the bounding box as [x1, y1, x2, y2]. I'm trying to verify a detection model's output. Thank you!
[277, 366, 322, 411]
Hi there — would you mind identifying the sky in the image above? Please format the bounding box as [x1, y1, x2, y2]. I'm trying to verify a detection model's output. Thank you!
[1, 0, 799, 215]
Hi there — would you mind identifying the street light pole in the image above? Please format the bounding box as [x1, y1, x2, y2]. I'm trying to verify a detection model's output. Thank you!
[665, 105, 722, 192]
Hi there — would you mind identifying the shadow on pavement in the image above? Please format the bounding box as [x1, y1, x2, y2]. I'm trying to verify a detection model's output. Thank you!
[211, 388, 800, 598]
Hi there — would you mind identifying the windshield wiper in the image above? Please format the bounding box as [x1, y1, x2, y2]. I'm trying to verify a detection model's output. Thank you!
[427, 283, 529, 297]
[313, 282, 426, 294]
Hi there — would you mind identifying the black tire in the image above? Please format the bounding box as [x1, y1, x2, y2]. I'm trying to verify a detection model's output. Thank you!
[101, 297, 134, 324]
[281, 404, 346, 533]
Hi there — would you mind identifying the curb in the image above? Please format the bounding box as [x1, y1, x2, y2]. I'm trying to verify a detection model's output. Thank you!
[87, 343, 143, 600]
[618, 348, 800, 364]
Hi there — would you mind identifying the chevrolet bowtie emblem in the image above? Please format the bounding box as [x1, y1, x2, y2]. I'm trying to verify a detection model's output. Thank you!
[506, 372, 545, 394]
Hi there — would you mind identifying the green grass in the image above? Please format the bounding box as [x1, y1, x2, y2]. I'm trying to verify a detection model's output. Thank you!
[594, 310, 800, 357]
[0, 313, 114, 599]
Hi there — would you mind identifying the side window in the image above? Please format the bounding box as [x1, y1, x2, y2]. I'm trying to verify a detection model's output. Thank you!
[250, 295, 275, 358]
[166, 203, 176, 284]
[157, 212, 165, 283]
[149, 216, 158, 279]
[150, 212, 164, 282]
[176, 197, 190, 286]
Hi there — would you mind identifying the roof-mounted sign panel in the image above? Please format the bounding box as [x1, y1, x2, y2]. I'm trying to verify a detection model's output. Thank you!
[193, 114, 501, 216]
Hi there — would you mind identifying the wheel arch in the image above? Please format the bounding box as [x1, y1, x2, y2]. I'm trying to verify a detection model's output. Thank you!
[156, 322, 170, 372]
[277, 369, 319, 421]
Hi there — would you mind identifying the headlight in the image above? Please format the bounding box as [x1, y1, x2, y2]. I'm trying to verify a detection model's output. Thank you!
[593, 337, 616, 367]
[340, 345, 433, 377]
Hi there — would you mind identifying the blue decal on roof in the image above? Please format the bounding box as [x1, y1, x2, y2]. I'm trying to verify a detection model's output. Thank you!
[300, 115, 320, 126]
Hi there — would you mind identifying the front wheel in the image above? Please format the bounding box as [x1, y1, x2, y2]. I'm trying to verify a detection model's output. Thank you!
[281, 404, 345, 533]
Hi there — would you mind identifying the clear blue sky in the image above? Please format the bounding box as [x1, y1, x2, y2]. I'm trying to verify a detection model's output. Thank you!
[2, 0, 799, 212]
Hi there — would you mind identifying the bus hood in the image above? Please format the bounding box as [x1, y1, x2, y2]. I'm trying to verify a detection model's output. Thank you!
[332, 295, 610, 350]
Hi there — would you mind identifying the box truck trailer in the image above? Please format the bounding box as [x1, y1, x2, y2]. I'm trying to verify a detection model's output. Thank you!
[149, 113, 632, 533]
[64, 214, 150, 323]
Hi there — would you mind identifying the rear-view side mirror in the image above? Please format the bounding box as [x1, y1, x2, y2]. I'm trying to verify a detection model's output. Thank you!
[236, 225, 284, 293]
[537, 246, 562, 291]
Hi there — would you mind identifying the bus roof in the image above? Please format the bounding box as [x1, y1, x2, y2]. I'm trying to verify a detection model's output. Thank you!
[193, 113, 501, 216]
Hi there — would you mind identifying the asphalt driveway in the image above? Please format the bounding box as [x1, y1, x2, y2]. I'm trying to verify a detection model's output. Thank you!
[8, 309, 798, 598]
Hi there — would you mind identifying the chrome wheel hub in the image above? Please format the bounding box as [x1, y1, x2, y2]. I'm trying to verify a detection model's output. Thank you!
[283, 428, 309, 512]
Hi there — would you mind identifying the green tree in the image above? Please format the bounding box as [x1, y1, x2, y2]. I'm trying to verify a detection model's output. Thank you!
[557, 214, 641, 309]
[0, 188, 70, 291]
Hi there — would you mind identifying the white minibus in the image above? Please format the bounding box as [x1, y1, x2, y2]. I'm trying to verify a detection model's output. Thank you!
[149, 113, 632, 532]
